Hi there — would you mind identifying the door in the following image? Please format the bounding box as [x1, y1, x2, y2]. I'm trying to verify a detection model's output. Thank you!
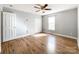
[3, 12, 16, 41]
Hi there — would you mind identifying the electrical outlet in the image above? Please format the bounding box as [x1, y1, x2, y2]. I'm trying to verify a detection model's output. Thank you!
[70, 33, 73, 35]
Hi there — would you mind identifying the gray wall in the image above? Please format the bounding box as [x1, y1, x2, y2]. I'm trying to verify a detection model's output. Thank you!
[0, 11, 1, 41]
[42, 8, 77, 38]
[3, 7, 42, 37]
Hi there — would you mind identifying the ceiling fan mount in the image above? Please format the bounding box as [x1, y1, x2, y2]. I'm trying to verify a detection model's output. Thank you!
[34, 4, 51, 13]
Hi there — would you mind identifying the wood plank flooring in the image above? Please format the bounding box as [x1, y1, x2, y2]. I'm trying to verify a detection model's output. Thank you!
[1, 33, 78, 54]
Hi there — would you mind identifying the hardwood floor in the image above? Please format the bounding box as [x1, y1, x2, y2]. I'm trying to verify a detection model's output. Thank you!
[1, 33, 78, 54]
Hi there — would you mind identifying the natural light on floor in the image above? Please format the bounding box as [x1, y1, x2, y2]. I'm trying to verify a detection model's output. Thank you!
[47, 35, 56, 54]
[33, 33, 47, 37]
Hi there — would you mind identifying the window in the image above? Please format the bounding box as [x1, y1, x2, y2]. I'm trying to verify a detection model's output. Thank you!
[48, 16, 55, 30]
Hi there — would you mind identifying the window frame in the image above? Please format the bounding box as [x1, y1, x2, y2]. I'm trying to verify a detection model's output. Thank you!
[48, 16, 55, 31]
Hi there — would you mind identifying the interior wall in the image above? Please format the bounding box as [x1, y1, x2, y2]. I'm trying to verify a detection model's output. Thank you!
[42, 8, 77, 38]
[0, 6, 2, 42]
[0, 11, 1, 42]
[0, 10, 1, 53]
[3, 7, 42, 38]
[78, 7, 79, 48]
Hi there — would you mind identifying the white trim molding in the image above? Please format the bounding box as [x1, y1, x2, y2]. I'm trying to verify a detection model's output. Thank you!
[52, 33, 77, 40]
[3, 32, 41, 42]
[3, 34, 30, 42]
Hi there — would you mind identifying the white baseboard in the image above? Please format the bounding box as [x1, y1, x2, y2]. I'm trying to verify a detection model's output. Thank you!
[51, 33, 77, 40]
[3, 34, 30, 42]
[3, 32, 41, 42]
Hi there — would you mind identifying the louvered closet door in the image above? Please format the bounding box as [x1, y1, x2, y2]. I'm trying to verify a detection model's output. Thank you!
[3, 12, 16, 41]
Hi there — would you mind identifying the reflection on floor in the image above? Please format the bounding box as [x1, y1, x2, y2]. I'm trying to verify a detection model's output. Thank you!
[1, 33, 78, 54]
[47, 35, 56, 53]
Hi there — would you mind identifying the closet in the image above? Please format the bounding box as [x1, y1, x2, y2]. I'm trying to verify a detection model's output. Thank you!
[3, 12, 16, 41]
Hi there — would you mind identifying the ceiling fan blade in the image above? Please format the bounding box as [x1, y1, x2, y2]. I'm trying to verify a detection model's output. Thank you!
[34, 6, 40, 9]
[43, 4, 48, 9]
[35, 4, 42, 7]
[45, 8, 51, 10]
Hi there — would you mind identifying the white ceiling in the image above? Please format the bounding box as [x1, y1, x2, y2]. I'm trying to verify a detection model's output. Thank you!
[1, 4, 79, 15]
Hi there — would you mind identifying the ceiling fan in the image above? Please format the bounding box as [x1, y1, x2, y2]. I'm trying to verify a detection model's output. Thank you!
[34, 4, 52, 13]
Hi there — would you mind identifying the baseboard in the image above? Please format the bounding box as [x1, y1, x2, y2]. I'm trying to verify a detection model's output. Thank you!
[51, 33, 77, 40]
[3, 34, 30, 42]
[3, 32, 41, 42]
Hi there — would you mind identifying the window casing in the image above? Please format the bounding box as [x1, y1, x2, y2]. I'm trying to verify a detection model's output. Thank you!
[48, 16, 55, 30]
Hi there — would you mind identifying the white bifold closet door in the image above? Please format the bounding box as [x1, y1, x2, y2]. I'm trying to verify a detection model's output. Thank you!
[3, 12, 16, 41]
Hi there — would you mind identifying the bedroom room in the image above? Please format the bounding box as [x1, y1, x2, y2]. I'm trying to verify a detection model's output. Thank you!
[0, 4, 79, 54]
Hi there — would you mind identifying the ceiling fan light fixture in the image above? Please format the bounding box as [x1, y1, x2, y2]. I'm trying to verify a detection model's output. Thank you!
[34, 4, 51, 13]
[9, 4, 13, 7]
